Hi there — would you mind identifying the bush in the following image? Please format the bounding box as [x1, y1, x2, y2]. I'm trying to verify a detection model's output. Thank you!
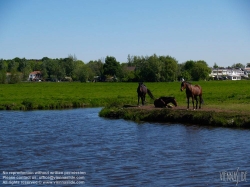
[22, 99, 34, 110]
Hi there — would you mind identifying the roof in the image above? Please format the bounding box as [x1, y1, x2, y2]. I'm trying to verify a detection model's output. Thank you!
[126, 66, 136, 71]
[29, 71, 41, 75]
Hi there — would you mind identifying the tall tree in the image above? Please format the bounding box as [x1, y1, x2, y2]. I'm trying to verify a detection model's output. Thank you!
[0, 59, 7, 71]
[159, 55, 178, 81]
[87, 59, 104, 77]
[74, 62, 89, 82]
[231, 63, 244, 69]
[8, 59, 18, 72]
[140, 54, 162, 82]
[191, 61, 211, 81]
[213, 62, 218, 69]
[61, 58, 75, 77]
[181, 60, 210, 81]
[17, 58, 32, 81]
[103, 56, 121, 78]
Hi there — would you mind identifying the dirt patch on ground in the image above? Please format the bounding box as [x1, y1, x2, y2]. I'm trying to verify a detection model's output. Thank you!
[123, 104, 234, 113]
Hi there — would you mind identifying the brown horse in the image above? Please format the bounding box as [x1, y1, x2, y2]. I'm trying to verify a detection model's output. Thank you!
[180, 81, 203, 110]
[154, 97, 177, 108]
[137, 82, 154, 106]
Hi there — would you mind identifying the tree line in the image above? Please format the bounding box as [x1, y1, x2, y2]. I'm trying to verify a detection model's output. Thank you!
[0, 54, 214, 83]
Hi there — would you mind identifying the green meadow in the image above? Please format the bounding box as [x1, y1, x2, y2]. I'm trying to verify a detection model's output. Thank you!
[0, 81, 250, 112]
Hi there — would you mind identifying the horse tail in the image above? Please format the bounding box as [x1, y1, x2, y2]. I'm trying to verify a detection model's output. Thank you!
[200, 87, 204, 104]
[147, 89, 155, 100]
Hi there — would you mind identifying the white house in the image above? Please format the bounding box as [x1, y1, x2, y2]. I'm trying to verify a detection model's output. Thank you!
[29, 71, 42, 81]
[227, 74, 241, 80]
[244, 67, 250, 74]
[209, 68, 248, 80]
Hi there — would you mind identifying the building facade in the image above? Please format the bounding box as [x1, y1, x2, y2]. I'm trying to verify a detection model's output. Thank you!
[209, 68, 248, 80]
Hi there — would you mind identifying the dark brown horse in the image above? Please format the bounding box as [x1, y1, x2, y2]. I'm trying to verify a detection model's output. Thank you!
[154, 97, 177, 108]
[137, 82, 154, 106]
[180, 81, 203, 110]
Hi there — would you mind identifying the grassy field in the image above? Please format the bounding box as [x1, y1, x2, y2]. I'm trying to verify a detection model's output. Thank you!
[0, 81, 250, 111]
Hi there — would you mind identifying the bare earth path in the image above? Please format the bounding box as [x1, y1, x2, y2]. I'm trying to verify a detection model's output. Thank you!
[124, 104, 243, 114]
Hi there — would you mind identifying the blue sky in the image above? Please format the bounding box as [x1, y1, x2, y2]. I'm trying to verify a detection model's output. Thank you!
[0, 0, 249, 67]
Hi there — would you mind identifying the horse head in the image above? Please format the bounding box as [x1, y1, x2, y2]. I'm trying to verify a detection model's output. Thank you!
[180, 81, 187, 91]
[159, 97, 178, 107]
[138, 82, 144, 86]
[171, 97, 178, 107]
[166, 97, 177, 107]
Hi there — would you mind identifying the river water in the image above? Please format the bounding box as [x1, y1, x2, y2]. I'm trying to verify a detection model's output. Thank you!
[0, 108, 249, 186]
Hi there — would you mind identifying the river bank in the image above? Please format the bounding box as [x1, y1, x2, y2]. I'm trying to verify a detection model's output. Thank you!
[99, 105, 250, 128]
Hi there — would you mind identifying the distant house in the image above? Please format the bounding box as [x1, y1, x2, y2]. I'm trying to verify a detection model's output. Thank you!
[209, 68, 248, 80]
[244, 67, 250, 74]
[228, 74, 241, 80]
[29, 71, 42, 81]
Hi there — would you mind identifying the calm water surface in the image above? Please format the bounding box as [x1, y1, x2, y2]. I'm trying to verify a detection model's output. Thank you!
[0, 108, 250, 186]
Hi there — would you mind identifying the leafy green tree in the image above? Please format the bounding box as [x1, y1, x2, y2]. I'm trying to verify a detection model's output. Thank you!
[0, 70, 7, 83]
[8, 59, 18, 72]
[183, 60, 195, 72]
[213, 62, 218, 69]
[181, 60, 210, 81]
[103, 56, 121, 78]
[180, 70, 192, 81]
[44, 59, 59, 79]
[33, 60, 43, 71]
[54, 60, 66, 80]
[74, 62, 89, 82]
[13, 57, 22, 64]
[17, 58, 32, 81]
[191, 61, 211, 81]
[87, 59, 104, 78]
[61, 58, 75, 77]
[42, 57, 50, 62]
[119, 63, 136, 82]
[127, 54, 139, 67]
[17, 58, 26, 72]
[232, 63, 244, 69]
[9, 69, 21, 84]
[179, 60, 196, 81]
[159, 55, 178, 81]
[41, 62, 48, 80]
[146, 54, 162, 82]
[0, 59, 7, 71]
[68, 54, 78, 62]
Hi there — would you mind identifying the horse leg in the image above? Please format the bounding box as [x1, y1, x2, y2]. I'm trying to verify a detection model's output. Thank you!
[187, 97, 189, 109]
[199, 95, 202, 109]
[191, 96, 195, 110]
[142, 95, 145, 105]
[194, 96, 198, 109]
[138, 95, 140, 106]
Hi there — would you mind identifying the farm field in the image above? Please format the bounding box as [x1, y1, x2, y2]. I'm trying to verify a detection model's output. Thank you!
[0, 81, 250, 112]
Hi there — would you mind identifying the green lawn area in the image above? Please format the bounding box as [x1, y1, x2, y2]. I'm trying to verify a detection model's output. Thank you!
[0, 81, 250, 111]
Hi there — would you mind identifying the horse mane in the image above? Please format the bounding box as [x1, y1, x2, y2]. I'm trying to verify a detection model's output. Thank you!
[184, 81, 192, 85]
